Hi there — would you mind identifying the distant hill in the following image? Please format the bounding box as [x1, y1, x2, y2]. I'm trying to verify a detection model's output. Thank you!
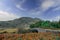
[0, 17, 40, 28]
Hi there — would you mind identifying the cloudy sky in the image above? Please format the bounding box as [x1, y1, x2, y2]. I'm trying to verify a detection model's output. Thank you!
[0, 0, 60, 21]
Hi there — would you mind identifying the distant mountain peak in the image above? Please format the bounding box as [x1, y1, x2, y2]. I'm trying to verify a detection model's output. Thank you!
[0, 17, 40, 28]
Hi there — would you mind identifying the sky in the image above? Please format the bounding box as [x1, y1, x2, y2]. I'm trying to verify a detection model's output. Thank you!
[0, 0, 60, 21]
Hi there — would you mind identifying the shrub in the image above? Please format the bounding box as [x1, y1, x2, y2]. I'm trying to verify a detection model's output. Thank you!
[56, 36, 60, 40]
[17, 38, 22, 40]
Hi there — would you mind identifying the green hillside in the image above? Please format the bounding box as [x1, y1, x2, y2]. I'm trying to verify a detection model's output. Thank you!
[30, 20, 60, 29]
[0, 17, 40, 28]
[0, 17, 60, 29]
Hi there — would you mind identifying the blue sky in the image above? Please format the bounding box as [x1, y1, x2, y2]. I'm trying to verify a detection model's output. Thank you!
[0, 0, 60, 21]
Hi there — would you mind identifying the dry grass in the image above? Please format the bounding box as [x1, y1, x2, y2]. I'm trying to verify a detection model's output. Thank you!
[0, 32, 60, 40]
[0, 28, 18, 33]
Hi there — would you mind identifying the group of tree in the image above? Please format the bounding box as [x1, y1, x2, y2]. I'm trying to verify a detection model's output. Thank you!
[30, 20, 60, 29]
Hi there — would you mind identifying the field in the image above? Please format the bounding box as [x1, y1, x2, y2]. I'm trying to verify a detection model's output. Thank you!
[0, 28, 60, 40]
[0, 28, 18, 34]
[0, 32, 60, 40]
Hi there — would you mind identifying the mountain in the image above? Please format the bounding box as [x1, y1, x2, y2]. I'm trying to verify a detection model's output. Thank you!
[0, 17, 40, 28]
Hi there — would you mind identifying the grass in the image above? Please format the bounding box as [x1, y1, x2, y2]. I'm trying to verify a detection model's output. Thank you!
[0, 32, 59, 40]
[0, 28, 18, 33]
[0, 28, 60, 40]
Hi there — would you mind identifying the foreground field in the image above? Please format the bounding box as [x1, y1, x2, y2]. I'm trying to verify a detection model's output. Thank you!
[0, 32, 60, 40]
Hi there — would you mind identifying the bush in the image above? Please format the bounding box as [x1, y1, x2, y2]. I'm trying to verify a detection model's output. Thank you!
[56, 36, 60, 40]
[17, 38, 22, 40]
[39, 38, 44, 40]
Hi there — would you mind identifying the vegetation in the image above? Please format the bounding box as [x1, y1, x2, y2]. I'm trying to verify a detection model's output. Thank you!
[30, 20, 60, 29]
[0, 17, 60, 40]
[56, 36, 60, 40]
[0, 17, 60, 29]
[0, 32, 59, 40]
[0, 17, 40, 28]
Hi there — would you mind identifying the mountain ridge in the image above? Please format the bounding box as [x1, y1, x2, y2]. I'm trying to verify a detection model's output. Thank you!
[0, 17, 40, 28]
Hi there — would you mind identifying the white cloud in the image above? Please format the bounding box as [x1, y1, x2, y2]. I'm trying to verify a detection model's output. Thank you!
[15, 0, 27, 11]
[53, 7, 60, 11]
[30, 11, 41, 16]
[41, 0, 55, 11]
[43, 16, 60, 21]
[49, 16, 60, 21]
[0, 11, 19, 21]
[16, 4, 26, 10]
[54, 16, 60, 21]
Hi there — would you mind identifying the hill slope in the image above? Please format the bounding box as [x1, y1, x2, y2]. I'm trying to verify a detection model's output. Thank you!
[0, 17, 40, 28]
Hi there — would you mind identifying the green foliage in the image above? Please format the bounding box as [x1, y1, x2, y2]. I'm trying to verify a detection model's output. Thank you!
[40, 38, 44, 40]
[0, 17, 60, 29]
[17, 38, 22, 40]
[56, 36, 60, 40]
[30, 20, 60, 29]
